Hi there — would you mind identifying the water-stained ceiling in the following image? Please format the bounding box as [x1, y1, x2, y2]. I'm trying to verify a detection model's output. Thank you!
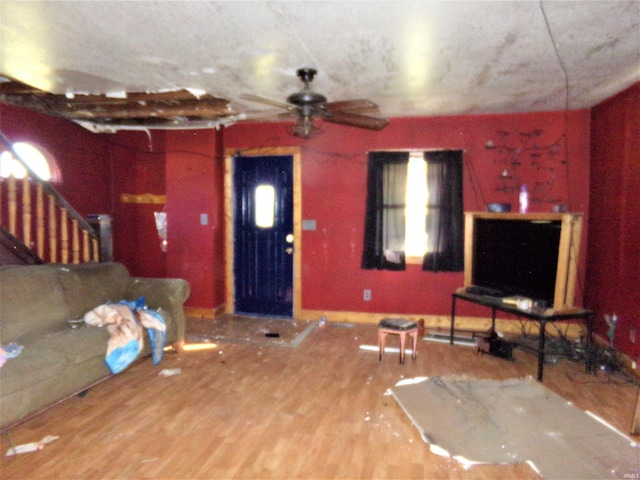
[1, 1, 638, 133]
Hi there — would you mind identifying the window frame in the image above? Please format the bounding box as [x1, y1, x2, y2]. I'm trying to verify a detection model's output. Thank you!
[361, 149, 464, 272]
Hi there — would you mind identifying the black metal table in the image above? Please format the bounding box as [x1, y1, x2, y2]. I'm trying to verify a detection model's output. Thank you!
[450, 290, 594, 381]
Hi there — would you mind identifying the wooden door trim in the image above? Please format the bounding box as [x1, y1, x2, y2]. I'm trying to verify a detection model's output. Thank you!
[224, 147, 302, 318]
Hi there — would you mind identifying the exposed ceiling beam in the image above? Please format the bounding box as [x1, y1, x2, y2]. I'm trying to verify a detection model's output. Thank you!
[0, 81, 235, 122]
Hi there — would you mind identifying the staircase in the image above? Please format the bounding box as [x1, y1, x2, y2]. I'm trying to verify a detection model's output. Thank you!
[0, 135, 100, 266]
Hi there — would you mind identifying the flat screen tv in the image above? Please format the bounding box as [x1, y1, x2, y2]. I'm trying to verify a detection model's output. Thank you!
[464, 212, 583, 311]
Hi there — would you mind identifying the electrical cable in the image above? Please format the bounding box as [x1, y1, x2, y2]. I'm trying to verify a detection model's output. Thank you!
[540, 0, 589, 307]
[539, 0, 572, 210]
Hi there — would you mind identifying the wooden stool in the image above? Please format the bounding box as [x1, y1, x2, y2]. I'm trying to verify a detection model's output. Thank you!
[378, 318, 419, 364]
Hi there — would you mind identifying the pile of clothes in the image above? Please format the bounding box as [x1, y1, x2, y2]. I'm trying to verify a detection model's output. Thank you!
[83, 297, 166, 374]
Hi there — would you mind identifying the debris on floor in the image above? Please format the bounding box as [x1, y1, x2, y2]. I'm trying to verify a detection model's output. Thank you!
[185, 314, 316, 348]
[390, 376, 640, 479]
[359, 345, 414, 355]
[6, 435, 59, 456]
[158, 368, 182, 377]
[423, 332, 478, 347]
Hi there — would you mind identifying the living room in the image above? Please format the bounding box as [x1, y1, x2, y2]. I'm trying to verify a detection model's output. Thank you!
[1, 1, 639, 478]
[2, 81, 638, 363]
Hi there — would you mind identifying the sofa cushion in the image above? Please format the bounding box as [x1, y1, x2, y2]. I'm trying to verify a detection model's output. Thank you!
[39, 324, 112, 365]
[0, 342, 66, 396]
[55, 262, 130, 319]
[0, 265, 71, 340]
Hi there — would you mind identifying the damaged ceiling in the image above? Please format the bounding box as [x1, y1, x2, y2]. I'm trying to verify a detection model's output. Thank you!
[0, 1, 638, 133]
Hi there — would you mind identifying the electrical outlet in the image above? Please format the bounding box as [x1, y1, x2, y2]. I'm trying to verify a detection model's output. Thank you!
[630, 326, 636, 344]
[363, 289, 371, 301]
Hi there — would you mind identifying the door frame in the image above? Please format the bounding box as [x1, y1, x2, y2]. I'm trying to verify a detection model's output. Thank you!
[224, 146, 302, 318]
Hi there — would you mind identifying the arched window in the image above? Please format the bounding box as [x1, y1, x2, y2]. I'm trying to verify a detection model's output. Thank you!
[0, 142, 59, 182]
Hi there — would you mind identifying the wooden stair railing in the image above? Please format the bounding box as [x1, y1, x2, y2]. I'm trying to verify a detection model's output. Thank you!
[0, 137, 99, 265]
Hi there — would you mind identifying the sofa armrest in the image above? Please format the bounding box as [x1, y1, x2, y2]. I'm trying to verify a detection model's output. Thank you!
[124, 277, 190, 343]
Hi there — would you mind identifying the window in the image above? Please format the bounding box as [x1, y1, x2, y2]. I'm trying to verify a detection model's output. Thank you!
[255, 184, 275, 228]
[405, 152, 428, 258]
[0, 142, 56, 181]
[361, 150, 464, 272]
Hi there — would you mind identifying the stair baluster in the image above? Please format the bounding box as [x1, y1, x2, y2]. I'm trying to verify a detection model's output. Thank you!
[1, 134, 101, 264]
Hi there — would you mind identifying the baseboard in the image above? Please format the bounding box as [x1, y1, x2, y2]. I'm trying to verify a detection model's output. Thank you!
[184, 304, 225, 319]
[297, 309, 585, 338]
[188, 306, 584, 339]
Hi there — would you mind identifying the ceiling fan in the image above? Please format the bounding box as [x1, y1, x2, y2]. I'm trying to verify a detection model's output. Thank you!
[242, 68, 389, 138]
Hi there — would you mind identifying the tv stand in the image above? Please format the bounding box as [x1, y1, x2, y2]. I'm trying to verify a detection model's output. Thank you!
[450, 289, 594, 381]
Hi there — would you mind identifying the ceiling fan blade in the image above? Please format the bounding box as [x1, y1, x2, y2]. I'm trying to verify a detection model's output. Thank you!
[322, 110, 389, 131]
[240, 94, 294, 111]
[324, 99, 380, 114]
[240, 109, 297, 122]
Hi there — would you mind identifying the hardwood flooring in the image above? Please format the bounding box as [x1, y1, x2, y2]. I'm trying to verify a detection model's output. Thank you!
[1, 319, 638, 479]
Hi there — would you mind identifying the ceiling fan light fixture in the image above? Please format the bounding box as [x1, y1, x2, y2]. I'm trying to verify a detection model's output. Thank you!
[286, 115, 324, 138]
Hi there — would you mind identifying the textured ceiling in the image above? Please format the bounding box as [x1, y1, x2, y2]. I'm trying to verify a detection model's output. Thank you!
[1, 1, 639, 130]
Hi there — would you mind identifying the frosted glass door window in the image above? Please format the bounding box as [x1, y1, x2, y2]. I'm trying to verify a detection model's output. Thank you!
[255, 184, 275, 228]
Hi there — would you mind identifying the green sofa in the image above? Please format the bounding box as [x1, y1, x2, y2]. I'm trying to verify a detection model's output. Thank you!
[0, 262, 190, 430]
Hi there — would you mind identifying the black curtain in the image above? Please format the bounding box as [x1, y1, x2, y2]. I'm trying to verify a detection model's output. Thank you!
[422, 150, 464, 272]
[361, 151, 409, 270]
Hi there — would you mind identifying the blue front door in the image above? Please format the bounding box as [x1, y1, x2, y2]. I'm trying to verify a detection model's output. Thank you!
[233, 155, 294, 317]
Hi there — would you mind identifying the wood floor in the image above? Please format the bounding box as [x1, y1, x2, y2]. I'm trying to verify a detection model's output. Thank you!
[1, 318, 638, 479]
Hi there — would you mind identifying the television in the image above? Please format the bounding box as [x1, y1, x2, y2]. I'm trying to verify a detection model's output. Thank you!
[464, 212, 583, 311]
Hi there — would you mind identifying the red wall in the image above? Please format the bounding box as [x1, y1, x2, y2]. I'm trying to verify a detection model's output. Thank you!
[165, 129, 225, 310]
[0, 104, 111, 217]
[225, 110, 591, 317]
[1, 103, 595, 322]
[0, 105, 170, 278]
[108, 131, 168, 278]
[587, 82, 640, 361]
[0, 105, 226, 309]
